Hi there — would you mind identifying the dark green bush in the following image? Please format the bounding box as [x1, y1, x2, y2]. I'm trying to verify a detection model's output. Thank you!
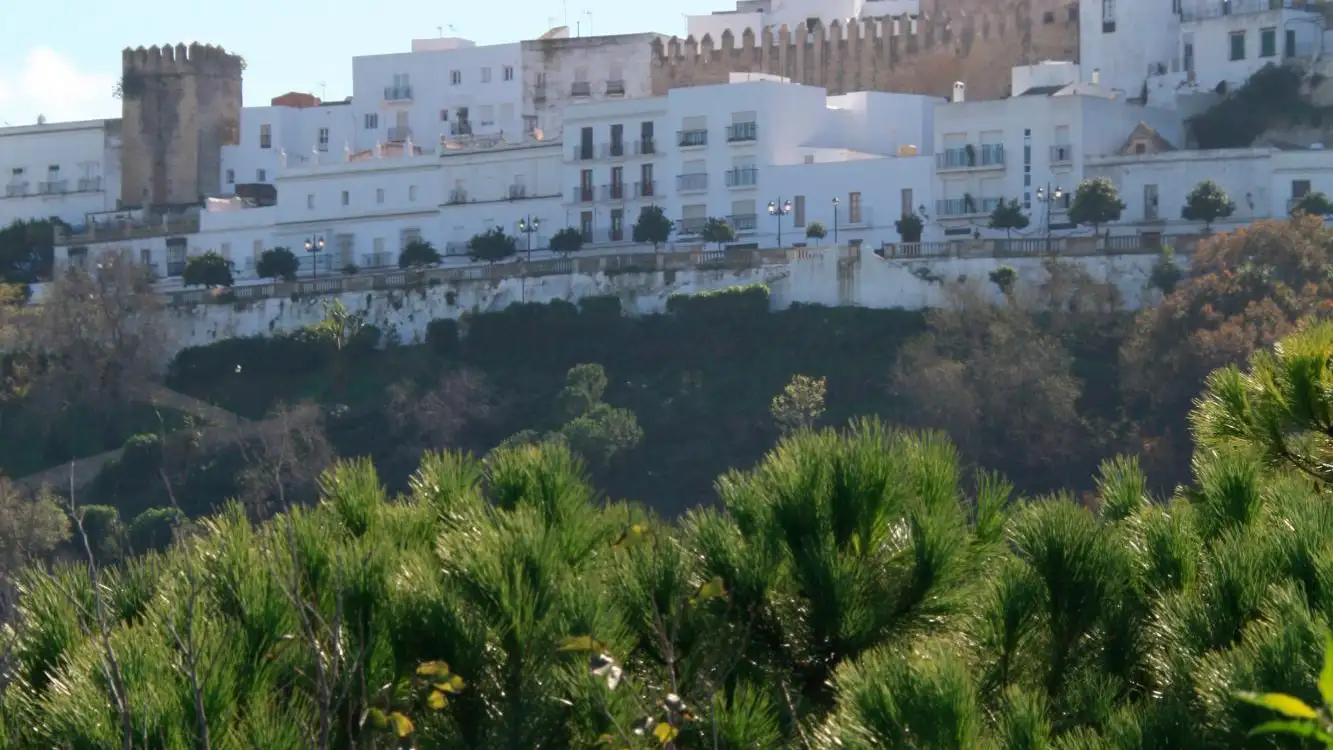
[167, 328, 336, 388]
[127, 506, 185, 553]
[75, 504, 123, 563]
[426, 319, 461, 357]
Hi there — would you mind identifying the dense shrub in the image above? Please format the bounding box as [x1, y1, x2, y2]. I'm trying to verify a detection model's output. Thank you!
[167, 328, 336, 388]
[127, 506, 184, 553]
[426, 319, 460, 357]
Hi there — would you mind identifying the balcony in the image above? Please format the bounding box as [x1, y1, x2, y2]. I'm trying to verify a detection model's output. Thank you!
[936, 197, 1003, 218]
[636, 138, 656, 155]
[58, 213, 201, 244]
[635, 180, 657, 198]
[678, 129, 708, 148]
[606, 79, 626, 96]
[571, 186, 595, 203]
[571, 81, 592, 97]
[77, 177, 103, 192]
[1050, 144, 1074, 165]
[387, 126, 412, 142]
[360, 252, 394, 269]
[601, 141, 626, 159]
[572, 144, 594, 160]
[601, 183, 626, 201]
[384, 85, 414, 101]
[725, 168, 758, 188]
[508, 184, 528, 200]
[730, 213, 757, 231]
[445, 241, 468, 256]
[4, 181, 28, 198]
[38, 180, 68, 194]
[447, 189, 469, 205]
[936, 144, 1005, 172]
[1180, 0, 1317, 22]
[677, 173, 708, 193]
[534, 85, 547, 103]
[726, 122, 758, 143]
[166, 261, 186, 277]
[678, 217, 707, 235]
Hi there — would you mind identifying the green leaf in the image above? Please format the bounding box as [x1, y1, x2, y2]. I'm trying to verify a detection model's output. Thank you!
[653, 722, 679, 743]
[558, 635, 608, 653]
[434, 674, 466, 693]
[389, 711, 415, 738]
[1238, 691, 1320, 719]
[427, 690, 448, 710]
[363, 708, 390, 731]
[1248, 719, 1320, 739]
[1319, 633, 1333, 711]
[690, 576, 726, 605]
[416, 660, 451, 678]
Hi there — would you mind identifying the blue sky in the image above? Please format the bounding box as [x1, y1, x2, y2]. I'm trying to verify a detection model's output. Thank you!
[0, 0, 721, 126]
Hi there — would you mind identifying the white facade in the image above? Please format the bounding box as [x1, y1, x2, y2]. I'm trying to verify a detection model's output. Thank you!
[1079, 0, 1182, 98]
[522, 32, 661, 138]
[220, 103, 359, 191]
[440, 136, 565, 254]
[0, 119, 121, 228]
[930, 76, 1186, 237]
[562, 77, 938, 249]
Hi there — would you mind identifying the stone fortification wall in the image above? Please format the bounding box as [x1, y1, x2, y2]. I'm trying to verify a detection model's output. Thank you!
[120, 43, 243, 208]
[651, 0, 1078, 101]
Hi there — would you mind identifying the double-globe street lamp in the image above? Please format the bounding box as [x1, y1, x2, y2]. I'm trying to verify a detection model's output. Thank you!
[517, 216, 540, 261]
[1035, 184, 1066, 253]
[303, 235, 326, 280]
[767, 198, 793, 247]
[832, 196, 840, 243]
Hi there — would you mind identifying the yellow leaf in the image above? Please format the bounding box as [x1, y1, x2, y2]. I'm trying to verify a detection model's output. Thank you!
[435, 674, 466, 693]
[653, 722, 679, 743]
[1320, 632, 1333, 711]
[427, 690, 448, 710]
[558, 635, 608, 653]
[691, 576, 727, 605]
[416, 660, 451, 678]
[1238, 691, 1320, 719]
[363, 708, 390, 730]
[389, 711, 415, 738]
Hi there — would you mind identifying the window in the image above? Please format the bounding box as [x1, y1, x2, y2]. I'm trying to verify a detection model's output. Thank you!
[450, 70, 461, 85]
[1287, 28, 1298, 57]
[901, 189, 913, 219]
[365, 113, 379, 129]
[256, 168, 267, 181]
[1260, 27, 1276, 57]
[1043, 10, 1054, 23]
[376, 188, 385, 204]
[611, 123, 624, 155]
[220, 242, 232, 257]
[1293, 180, 1312, 199]
[440, 109, 449, 122]
[794, 195, 806, 227]
[1135, 142, 1147, 154]
[640, 163, 654, 196]
[580, 169, 594, 190]
[580, 126, 594, 160]
[1101, 0, 1115, 32]
[610, 209, 624, 241]
[141, 248, 153, 266]
[307, 194, 315, 209]
[225, 169, 235, 184]
[11, 167, 22, 178]
[481, 67, 492, 83]
[1230, 31, 1246, 61]
[253, 239, 263, 258]
[259, 124, 272, 148]
[580, 211, 594, 242]
[318, 127, 329, 149]
[409, 185, 418, 202]
[341, 190, 349, 206]
[479, 105, 495, 126]
[848, 192, 862, 224]
[503, 65, 514, 81]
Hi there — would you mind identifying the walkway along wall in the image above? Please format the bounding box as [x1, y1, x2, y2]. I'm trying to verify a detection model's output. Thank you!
[161, 237, 1192, 358]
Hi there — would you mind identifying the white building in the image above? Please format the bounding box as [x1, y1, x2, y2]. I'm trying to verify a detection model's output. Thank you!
[686, 0, 920, 42]
[0, 119, 121, 229]
[562, 75, 937, 249]
[439, 135, 565, 255]
[1079, 0, 1182, 99]
[930, 68, 1186, 238]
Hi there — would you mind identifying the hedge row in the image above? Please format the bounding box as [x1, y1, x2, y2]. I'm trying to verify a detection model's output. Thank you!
[167, 325, 381, 389]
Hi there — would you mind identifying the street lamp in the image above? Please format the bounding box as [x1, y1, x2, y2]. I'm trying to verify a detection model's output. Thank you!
[832, 196, 840, 244]
[303, 235, 326, 280]
[518, 216, 540, 261]
[1035, 185, 1065, 253]
[767, 198, 793, 247]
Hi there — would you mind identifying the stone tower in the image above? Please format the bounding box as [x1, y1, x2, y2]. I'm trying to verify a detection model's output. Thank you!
[119, 43, 243, 209]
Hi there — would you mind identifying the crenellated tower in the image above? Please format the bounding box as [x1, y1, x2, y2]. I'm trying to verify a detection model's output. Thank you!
[119, 43, 244, 208]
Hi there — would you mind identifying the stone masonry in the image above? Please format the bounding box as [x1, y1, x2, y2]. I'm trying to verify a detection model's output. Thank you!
[119, 43, 244, 208]
[651, 0, 1079, 101]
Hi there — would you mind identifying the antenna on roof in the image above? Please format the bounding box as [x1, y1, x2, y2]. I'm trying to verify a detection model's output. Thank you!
[317, 81, 327, 100]
[437, 26, 443, 36]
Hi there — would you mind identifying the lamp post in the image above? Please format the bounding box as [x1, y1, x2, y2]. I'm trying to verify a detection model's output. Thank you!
[303, 235, 326, 280]
[1035, 185, 1065, 253]
[767, 198, 793, 247]
[518, 216, 540, 261]
[832, 196, 840, 244]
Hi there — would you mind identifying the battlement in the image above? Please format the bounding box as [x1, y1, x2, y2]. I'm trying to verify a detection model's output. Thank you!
[651, 2, 1078, 101]
[121, 43, 244, 75]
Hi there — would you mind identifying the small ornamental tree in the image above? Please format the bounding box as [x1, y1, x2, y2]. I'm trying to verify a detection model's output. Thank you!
[181, 251, 233, 288]
[1293, 190, 1333, 217]
[467, 227, 518, 264]
[895, 213, 925, 243]
[1068, 177, 1126, 237]
[700, 217, 736, 249]
[256, 247, 299, 281]
[988, 199, 1030, 239]
[550, 227, 585, 255]
[988, 264, 1019, 296]
[805, 221, 827, 243]
[1181, 179, 1236, 231]
[632, 205, 674, 250]
[399, 240, 442, 269]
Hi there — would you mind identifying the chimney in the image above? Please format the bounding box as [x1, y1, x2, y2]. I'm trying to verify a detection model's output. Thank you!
[952, 81, 966, 103]
[1092, 68, 1101, 86]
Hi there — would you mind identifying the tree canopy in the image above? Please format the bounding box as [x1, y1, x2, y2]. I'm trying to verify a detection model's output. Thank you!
[1068, 177, 1126, 234]
[256, 247, 299, 281]
[550, 227, 585, 255]
[181, 251, 234, 288]
[632, 205, 673, 249]
[399, 239, 443, 269]
[1181, 179, 1236, 230]
[466, 227, 517, 264]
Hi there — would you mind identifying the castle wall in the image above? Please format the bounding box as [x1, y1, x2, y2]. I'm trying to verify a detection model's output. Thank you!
[651, 0, 1079, 102]
[120, 44, 243, 208]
